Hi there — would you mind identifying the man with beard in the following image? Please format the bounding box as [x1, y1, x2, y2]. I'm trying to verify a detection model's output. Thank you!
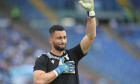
[33, 0, 96, 84]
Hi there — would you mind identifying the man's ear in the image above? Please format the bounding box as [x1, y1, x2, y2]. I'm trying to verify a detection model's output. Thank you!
[49, 37, 52, 43]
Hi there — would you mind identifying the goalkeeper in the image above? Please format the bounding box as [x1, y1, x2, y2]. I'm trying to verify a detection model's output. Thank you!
[33, 0, 96, 84]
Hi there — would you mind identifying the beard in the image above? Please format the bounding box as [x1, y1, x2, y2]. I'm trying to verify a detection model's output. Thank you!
[53, 43, 66, 51]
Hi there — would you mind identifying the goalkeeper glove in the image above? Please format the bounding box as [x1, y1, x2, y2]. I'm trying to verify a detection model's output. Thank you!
[53, 57, 69, 77]
[64, 61, 75, 74]
[62, 54, 75, 74]
[79, 0, 95, 17]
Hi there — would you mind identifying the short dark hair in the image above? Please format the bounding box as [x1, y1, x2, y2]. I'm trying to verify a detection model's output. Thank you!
[49, 25, 65, 36]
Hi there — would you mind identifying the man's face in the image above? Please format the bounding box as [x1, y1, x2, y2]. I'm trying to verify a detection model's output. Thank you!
[50, 31, 67, 51]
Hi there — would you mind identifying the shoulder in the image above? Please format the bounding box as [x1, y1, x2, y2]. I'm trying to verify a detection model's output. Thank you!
[36, 53, 49, 61]
[37, 53, 47, 58]
[67, 44, 81, 52]
[34, 53, 50, 66]
[65, 44, 82, 57]
[67, 44, 85, 61]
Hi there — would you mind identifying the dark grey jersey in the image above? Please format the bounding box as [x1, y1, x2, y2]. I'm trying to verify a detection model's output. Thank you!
[33, 44, 85, 84]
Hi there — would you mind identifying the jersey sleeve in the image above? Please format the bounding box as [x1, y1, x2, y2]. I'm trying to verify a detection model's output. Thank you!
[69, 44, 86, 62]
[33, 54, 48, 72]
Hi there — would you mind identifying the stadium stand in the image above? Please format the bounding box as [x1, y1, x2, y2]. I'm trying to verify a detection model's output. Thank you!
[1, 0, 140, 84]
[64, 25, 140, 84]
[0, 14, 47, 84]
[112, 23, 140, 52]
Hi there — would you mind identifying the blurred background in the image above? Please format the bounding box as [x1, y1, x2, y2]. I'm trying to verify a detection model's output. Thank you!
[0, 0, 140, 84]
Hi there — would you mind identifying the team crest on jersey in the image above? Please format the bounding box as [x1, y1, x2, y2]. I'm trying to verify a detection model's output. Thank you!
[51, 60, 55, 64]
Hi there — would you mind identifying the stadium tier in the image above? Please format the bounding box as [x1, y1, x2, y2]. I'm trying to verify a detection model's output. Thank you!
[1, 0, 140, 84]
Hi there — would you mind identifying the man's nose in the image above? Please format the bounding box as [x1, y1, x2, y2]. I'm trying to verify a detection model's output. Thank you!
[61, 38, 66, 43]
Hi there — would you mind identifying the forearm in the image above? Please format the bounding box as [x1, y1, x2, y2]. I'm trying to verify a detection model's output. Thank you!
[86, 17, 96, 40]
[33, 70, 57, 84]
[33, 58, 69, 84]
[80, 17, 96, 54]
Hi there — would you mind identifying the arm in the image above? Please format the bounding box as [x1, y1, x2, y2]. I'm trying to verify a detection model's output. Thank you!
[80, 17, 96, 55]
[33, 70, 57, 84]
[79, 0, 96, 54]
[33, 57, 69, 84]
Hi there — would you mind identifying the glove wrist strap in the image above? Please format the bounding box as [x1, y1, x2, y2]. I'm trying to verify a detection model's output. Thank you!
[54, 66, 63, 76]
[53, 70, 58, 77]
[87, 11, 95, 17]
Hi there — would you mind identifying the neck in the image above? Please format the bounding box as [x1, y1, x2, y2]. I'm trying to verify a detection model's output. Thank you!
[51, 49, 64, 56]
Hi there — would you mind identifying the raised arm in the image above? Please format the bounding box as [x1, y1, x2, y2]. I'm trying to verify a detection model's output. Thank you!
[79, 0, 96, 54]
[80, 17, 96, 54]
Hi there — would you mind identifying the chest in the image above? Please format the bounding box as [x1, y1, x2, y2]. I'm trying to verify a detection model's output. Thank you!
[46, 53, 76, 72]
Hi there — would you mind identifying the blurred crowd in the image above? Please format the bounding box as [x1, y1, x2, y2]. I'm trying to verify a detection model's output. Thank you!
[1, 0, 140, 83]
[0, 14, 46, 84]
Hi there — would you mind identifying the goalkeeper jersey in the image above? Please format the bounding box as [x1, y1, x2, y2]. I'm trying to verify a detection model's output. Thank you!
[33, 44, 86, 84]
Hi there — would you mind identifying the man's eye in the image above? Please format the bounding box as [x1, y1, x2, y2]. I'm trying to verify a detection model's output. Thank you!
[64, 37, 67, 39]
[58, 37, 62, 39]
